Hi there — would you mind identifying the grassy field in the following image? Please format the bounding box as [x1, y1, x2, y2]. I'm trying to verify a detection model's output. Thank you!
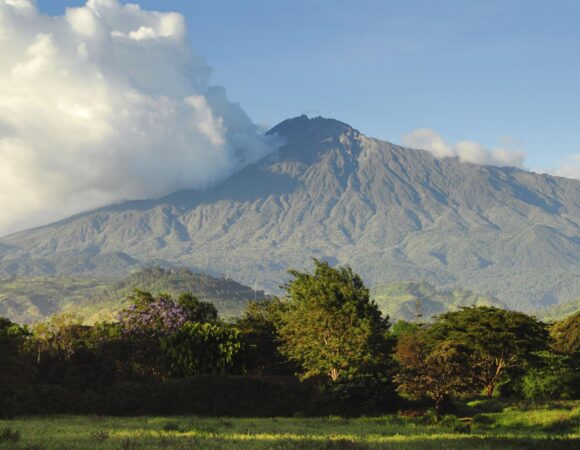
[1, 402, 579, 449]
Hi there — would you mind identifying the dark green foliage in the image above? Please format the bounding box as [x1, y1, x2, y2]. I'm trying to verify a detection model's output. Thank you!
[10, 376, 317, 416]
[30, 315, 132, 388]
[315, 374, 399, 416]
[279, 259, 391, 381]
[162, 422, 180, 432]
[177, 292, 219, 323]
[234, 298, 294, 375]
[162, 322, 246, 376]
[394, 330, 481, 413]
[428, 307, 548, 397]
[1, 268, 578, 419]
[550, 311, 580, 357]
[521, 351, 579, 400]
[0, 317, 30, 418]
[0, 427, 20, 443]
[439, 415, 471, 433]
[390, 320, 420, 338]
[117, 290, 223, 379]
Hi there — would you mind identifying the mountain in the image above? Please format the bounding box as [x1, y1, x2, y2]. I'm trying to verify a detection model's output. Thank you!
[1, 115, 579, 312]
[0, 267, 266, 324]
[536, 298, 580, 322]
[372, 281, 506, 322]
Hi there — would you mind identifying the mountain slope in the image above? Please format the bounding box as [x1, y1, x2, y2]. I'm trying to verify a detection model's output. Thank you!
[372, 281, 506, 322]
[0, 267, 266, 324]
[1, 115, 579, 311]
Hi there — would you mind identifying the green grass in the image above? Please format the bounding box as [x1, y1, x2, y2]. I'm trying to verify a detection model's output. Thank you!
[1, 402, 579, 449]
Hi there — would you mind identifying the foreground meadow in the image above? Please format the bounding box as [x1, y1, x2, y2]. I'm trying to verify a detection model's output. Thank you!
[1, 402, 579, 450]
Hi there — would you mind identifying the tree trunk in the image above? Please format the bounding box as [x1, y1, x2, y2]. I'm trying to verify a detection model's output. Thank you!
[434, 396, 443, 421]
[485, 383, 495, 398]
[329, 367, 340, 381]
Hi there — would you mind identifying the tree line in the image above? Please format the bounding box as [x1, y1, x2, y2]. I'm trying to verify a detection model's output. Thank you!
[1, 260, 579, 417]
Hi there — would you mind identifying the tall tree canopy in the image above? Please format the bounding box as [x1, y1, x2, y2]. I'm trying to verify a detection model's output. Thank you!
[162, 322, 246, 376]
[118, 290, 218, 339]
[395, 330, 479, 414]
[0, 317, 29, 384]
[234, 298, 292, 375]
[550, 311, 580, 357]
[278, 259, 391, 381]
[429, 306, 548, 396]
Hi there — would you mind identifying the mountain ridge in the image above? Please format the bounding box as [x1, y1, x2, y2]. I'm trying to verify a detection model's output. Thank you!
[1, 116, 579, 312]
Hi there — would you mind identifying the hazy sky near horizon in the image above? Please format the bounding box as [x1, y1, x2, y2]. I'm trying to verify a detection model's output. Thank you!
[38, 0, 580, 176]
[0, 0, 578, 236]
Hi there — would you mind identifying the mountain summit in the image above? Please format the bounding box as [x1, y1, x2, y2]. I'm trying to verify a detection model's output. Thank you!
[1, 116, 579, 311]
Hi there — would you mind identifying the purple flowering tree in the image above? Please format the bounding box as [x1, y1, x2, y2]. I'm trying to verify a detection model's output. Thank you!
[118, 290, 190, 339]
[116, 289, 219, 379]
[117, 290, 191, 379]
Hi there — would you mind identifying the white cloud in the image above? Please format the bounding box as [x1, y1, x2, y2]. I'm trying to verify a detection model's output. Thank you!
[402, 128, 527, 168]
[0, 0, 276, 236]
[547, 154, 580, 180]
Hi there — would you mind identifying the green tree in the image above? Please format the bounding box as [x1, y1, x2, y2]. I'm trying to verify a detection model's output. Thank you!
[117, 290, 220, 379]
[177, 292, 219, 323]
[0, 317, 30, 383]
[521, 351, 578, 400]
[394, 330, 478, 415]
[235, 298, 293, 375]
[390, 320, 420, 338]
[550, 311, 580, 357]
[429, 307, 548, 397]
[30, 312, 85, 363]
[0, 317, 31, 417]
[162, 322, 246, 376]
[278, 259, 391, 381]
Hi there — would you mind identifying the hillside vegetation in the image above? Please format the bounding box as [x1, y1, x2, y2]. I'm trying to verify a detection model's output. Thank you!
[538, 298, 580, 322]
[0, 271, 536, 326]
[0, 268, 265, 324]
[372, 281, 505, 321]
[1, 268, 575, 324]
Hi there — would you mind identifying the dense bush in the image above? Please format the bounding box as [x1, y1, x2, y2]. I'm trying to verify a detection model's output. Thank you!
[521, 352, 579, 400]
[162, 322, 247, 376]
[314, 375, 398, 416]
[10, 376, 320, 416]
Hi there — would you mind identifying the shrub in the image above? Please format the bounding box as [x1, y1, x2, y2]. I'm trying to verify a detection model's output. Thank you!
[90, 430, 109, 443]
[521, 352, 577, 401]
[10, 376, 317, 416]
[439, 414, 471, 433]
[0, 427, 21, 443]
[314, 375, 398, 416]
[162, 422, 180, 432]
[472, 414, 495, 426]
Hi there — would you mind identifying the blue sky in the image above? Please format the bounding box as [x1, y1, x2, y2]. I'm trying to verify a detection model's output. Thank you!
[37, 0, 580, 173]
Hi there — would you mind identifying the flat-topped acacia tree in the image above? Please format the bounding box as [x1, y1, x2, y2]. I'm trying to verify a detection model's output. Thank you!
[429, 306, 548, 397]
[278, 259, 391, 381]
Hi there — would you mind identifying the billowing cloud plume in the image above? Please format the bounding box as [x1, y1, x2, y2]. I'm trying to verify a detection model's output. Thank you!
[402, 129, 527, 168]
[0, 0, 276, 236]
